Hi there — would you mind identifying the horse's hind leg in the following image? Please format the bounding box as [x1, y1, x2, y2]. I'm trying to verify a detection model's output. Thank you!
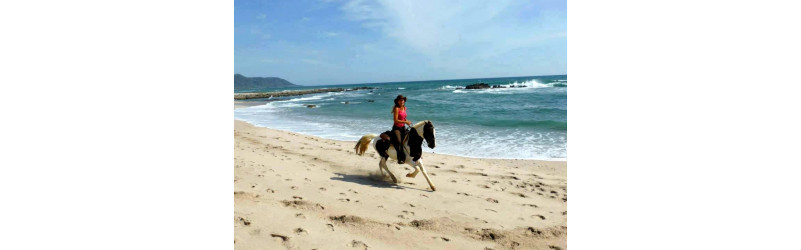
[378, 158, 386, 177]
[380, 157, 399, 183]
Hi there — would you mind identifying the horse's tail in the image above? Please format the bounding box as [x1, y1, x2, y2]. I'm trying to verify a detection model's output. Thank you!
[354, 134, 378, 156]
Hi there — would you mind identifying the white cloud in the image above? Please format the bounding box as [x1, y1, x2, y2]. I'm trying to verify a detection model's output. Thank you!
[256, 13, 266, 19]
[326, 32, 339, 37]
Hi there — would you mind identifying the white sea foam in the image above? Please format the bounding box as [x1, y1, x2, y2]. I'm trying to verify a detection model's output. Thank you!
[235, 105, 567, 160]
[439, 85, 462, 90]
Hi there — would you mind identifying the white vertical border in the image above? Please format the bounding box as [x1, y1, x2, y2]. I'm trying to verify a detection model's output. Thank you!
[570, 0, 801, 249]
[0, 0, 232, 249]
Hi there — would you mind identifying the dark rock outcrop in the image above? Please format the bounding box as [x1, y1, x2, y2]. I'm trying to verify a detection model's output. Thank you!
[465, 83, 490, 89]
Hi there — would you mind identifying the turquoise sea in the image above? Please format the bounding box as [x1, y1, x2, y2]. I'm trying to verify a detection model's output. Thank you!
[234, 75, 566, 160]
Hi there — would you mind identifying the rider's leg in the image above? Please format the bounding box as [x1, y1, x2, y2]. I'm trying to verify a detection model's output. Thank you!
[393, 129, 405, 164]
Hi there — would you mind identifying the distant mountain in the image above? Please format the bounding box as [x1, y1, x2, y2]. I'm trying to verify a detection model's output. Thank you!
[234, 74, 298, 90]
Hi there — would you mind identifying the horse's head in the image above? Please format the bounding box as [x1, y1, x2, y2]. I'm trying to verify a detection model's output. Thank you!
[423, 121, 436, 149]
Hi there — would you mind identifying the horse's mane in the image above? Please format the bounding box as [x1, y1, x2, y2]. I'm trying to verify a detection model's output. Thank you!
[412, 120, 430, 129]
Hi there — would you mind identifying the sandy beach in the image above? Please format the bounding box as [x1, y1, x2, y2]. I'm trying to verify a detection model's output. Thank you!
[234, 113, 567, 249]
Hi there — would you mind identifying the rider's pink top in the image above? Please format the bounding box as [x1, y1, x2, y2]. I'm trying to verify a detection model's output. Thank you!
[395, 107, 407, 127]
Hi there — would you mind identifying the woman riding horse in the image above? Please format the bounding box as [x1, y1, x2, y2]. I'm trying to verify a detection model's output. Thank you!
[391, 95, 412, 164]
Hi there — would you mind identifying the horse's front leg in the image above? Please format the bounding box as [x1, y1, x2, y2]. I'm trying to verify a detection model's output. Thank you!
[405, 161, 420, 178]
[416, 160, 436, 191]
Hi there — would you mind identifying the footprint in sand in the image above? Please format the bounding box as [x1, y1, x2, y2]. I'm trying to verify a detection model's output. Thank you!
[237, 217, 251, 226]
[292, 196, 303, 200]
[295, 213, 306, 219]
[532, 214, 546, 220]
[510, 192, 528, 198]
[486, 198, 499, 203]
[294, 228, 308, 235]
[270, 233, 289, 242]
[348, 240, 369, 249]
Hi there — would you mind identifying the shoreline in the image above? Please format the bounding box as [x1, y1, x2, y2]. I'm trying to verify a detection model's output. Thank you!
[234, 119, 566, 249]
[235, 96, 565, 161]
[234, 118, 566, 162]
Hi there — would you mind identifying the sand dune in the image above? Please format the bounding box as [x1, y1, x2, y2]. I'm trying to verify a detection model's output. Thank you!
[234, 120, 567, 249]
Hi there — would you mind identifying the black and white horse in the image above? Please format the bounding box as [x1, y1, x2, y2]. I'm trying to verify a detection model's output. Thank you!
[354, 120, 437, 191]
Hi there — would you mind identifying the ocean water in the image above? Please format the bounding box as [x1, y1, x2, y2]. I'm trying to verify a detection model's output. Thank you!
[234, 75, 566, 160]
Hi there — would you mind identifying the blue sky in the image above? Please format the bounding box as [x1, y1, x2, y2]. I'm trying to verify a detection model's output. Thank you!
[235, 0, 566, 86]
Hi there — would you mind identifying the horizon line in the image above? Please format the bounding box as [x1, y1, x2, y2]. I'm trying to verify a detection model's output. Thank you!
[236, 73, 567, 87]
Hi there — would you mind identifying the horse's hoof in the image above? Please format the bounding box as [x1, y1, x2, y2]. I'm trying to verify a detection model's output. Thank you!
[405, 173, 414, 178]
[431, 186, 437, 191]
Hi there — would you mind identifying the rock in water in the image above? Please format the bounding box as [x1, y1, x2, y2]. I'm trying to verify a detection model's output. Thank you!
[465, 83, 490, 89]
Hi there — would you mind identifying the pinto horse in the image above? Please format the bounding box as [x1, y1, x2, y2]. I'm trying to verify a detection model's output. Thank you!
[354, 120, 437, 191]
